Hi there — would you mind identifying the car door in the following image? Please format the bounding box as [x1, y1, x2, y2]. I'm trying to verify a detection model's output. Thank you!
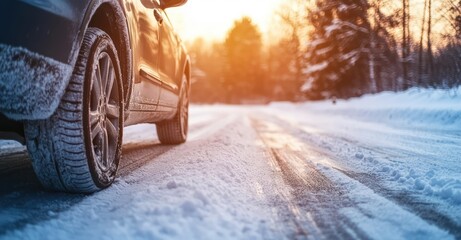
[157, 9, 181, 112]
[124, 0, 163, 115]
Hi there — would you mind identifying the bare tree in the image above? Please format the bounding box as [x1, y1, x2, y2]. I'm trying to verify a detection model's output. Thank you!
[402, 0, 411, 89]
[276, 0, 309, 84]
[417, 0, 428, 85]
[427, 0, 434, 83]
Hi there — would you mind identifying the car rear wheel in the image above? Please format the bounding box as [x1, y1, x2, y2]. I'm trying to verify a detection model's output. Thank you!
[24, 27, 124, 193]
[156, 75, 189, 144]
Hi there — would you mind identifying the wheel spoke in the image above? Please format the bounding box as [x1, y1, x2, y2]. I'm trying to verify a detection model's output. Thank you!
[106, 104, 119, 119]
[100, 55, 110, 92]
[92, 123, 103, 140]
[91, 69, 102, 110]
[105, 63, 115, 103]
[106, 120, 118, 140]
[96, 64, 104, 96]
[89, 111, 99, 128]
[102, 129, 109, 167]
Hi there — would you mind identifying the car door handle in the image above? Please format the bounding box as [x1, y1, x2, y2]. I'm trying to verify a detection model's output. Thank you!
[153, 9, 163, 24]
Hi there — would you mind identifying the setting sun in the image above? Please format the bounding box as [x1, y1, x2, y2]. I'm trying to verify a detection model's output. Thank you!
[166, 0, 284, 41]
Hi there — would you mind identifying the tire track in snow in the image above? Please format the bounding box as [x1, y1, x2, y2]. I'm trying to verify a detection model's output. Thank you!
[251, 114, 452, 240]
[0, 148, 29, 176]
[0, 109, 237, 236]
[264, 111, 461, 238]
[119, 143, 175, 177]
[251, 117, 367, 240]
[188, 112, 238, 141]
[337, 170, 461, 239]
[119, 111, 238, 176]
[0, 148, 41, 195]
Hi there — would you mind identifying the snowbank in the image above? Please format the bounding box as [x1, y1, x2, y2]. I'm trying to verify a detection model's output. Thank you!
[273, 87, 461, 130]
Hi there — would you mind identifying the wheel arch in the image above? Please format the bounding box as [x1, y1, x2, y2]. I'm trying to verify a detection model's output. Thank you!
[184, 58, 191, 86]
[181, 53, 191, 89]
[77, 0, 133, 109]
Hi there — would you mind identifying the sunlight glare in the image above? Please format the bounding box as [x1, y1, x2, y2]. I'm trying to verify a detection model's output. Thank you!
[166, 0, 284, 41]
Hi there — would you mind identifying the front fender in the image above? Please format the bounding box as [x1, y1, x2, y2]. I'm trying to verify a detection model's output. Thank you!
[0, 44, 73, 120]
[0, 0, 131, 120]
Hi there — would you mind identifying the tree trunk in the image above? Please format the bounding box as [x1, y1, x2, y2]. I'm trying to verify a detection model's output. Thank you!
[427, 0, 433, 86]
[418, 0, 427, 86]
[368, 2, 378, 93]
[402, 0, 409, 90]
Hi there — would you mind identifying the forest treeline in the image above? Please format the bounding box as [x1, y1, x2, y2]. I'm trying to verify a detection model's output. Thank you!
[189, 0, 461, 103]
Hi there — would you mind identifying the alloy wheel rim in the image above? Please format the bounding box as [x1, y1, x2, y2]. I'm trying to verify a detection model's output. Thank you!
[89, 52, 119, 172]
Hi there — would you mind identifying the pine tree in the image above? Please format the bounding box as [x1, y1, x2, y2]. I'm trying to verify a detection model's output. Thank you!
[224, 17, 263, 102]
[304, 0, 371, 99]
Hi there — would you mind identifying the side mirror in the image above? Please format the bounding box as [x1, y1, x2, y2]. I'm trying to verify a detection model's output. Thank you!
[161, 0, 187, 9]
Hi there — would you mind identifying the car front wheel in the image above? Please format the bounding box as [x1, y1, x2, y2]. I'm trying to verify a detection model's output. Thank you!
[24, 27, 124, 193]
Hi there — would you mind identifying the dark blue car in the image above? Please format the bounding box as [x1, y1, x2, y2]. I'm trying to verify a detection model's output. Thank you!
[0, 0, 190, 193]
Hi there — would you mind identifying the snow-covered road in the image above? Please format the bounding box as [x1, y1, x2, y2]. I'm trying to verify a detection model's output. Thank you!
[0, 88, 460, 240]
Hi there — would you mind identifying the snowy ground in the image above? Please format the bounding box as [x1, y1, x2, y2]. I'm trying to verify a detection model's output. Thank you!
[0, 88, 460, 239]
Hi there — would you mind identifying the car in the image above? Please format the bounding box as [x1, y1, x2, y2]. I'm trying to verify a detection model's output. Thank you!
[0, 0, 190, 193]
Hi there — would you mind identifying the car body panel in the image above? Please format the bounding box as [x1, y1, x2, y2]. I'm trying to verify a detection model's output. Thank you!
[157, 10, 181, 110]
[124, 0, 188, 123]
[123, 0, 162, 115]
[0, 0, 86, 64]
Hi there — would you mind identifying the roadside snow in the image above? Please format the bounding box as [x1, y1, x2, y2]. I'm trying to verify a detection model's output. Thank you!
[268, 87, 461, 223]
[289, 87, 461, 130]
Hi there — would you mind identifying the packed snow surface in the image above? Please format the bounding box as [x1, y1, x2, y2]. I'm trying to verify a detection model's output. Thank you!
[0, 87, 460, 239]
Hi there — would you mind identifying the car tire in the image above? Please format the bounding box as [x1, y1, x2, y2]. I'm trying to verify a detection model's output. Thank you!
[156, 75, 189, 144]
[24, 27, 124, 193]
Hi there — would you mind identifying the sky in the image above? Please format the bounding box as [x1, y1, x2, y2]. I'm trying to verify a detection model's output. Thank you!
[165, 0, 448, 48]
[166, 0, 284, 42]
